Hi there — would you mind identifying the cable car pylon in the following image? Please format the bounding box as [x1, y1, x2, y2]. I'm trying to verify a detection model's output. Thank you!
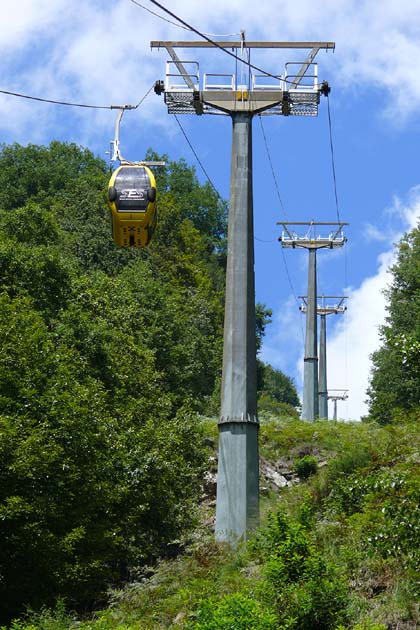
[152, 37, 335, 542]
[299, 295, 347, 419]
[278, 222, 348, 421]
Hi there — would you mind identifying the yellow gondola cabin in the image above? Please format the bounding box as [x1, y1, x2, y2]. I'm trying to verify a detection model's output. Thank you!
[107, 164, 157, 248]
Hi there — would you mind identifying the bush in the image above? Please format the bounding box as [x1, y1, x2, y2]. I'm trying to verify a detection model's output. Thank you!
[294, 455, 318, 480]
[0, 296, 207, 621]
[325, 472, 376, 517]
[190, 593, 277, 630]
[252, 510, 349, 629]
[258, 394, 300, 419]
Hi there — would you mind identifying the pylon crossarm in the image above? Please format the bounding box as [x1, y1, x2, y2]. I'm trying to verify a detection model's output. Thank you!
[152, 40, 334, 117]
[328, 389, 349, 402]
[279, 234, 347, 249]
[150, 41, 335, 50]
[278, 221, 348, 250]
[299, 295, 348, 314]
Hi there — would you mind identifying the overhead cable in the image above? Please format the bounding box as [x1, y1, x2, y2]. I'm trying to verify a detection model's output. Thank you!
[256, 119, 303, 341]
[258, 115, 287, 220]
[146, 0, 293, 82]
[326, 94, 340, 223]
[128, 0, 239, 37]
[0, 88, 112, 109]
[174, 114, 222, 199]
[0, 84, 155, 111]
[128, 0, 191, 30]
[281, 247, 305, 344]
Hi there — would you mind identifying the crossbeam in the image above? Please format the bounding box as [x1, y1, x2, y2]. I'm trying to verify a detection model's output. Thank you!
[278, 221, 348, 250]
[328, 390, 349, 401]
[299, 296, 347, 314]
[151, 41, 336, 50]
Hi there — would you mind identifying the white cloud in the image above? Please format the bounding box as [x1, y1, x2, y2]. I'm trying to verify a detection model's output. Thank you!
[1, 0, 420, 144]
[327, 249, 393, 420]
[364, 223, 390, 243]
[327, 187, 420, 421]
[0, 0, 67, 52]
[260, 295, 305, 385]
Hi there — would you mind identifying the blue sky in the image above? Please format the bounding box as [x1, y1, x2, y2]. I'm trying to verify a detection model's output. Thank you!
[2, 0, 420, 420]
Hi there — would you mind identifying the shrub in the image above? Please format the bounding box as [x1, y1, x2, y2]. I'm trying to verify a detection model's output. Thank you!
[258, 394, 300, 419]
[294, 455, 318, 480]
[325, 472, 376, 517]
[364, 466, 420, 573]
[252, 510, 349, 629]
[190, 593, 277, 630]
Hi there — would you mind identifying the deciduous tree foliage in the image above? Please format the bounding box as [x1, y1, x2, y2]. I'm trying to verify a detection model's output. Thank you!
[368, 223, 420, 423]
[0, 142, 227, 621]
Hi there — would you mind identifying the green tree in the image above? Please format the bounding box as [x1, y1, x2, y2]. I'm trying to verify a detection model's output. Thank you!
[256, 303, 273, 354]
[0, 141, 228, 622]
[145, 149, 227, 254]
[258, 362, 300, 410]
[367, 223, 420, 423]
[0, 293, 207, 621]
[0, 141, 106, 212]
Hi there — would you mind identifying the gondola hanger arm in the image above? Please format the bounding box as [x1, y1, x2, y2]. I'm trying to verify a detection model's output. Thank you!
[110, 105, 165, 166]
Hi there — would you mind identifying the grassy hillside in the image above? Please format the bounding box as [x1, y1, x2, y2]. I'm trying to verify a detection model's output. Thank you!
[7, 414, 420, 630]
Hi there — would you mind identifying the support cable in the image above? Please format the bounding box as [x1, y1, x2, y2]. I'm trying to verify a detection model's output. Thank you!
[173, 114, 222, 199]
[0, 88, 112, 109]
[0, 83, 155, 111]
[128, 0, 239, 36]
[257, 116, 304, 343]
[326, 93, 340, 223]
[133, 83, 155, 108]
[146, 0, 301, 83]
[327, 93, 349, 401]
[282, 247, 306, 344]
[258, 115, 287, 219]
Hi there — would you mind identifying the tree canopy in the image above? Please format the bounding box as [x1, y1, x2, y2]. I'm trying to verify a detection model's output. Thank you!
[0, 141, 227, 622]
[0, 141, 300, 623]
[367, 222, 420, 423]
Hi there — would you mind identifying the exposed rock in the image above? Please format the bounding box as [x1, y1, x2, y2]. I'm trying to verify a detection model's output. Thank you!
[202, 471, 217, 497]
[173, 611, 186, 625]
[260, 457, 290, 488]
[264, 467, 289, 489]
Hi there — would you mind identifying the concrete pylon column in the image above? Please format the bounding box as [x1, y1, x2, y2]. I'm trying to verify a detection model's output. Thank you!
[318, 313, 328, 419]
[302, 248, 318, 421]
[215, 111, 259, 543]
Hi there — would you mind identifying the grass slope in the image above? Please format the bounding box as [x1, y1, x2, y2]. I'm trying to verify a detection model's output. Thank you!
[5, 414, 420, 630]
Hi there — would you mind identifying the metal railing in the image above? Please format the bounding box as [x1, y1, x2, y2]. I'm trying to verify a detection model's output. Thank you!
[164, 61, 199, 92]
[285, 62, 318, 90]
[203, 73, 235, 91]
[252, 74, 285, 91]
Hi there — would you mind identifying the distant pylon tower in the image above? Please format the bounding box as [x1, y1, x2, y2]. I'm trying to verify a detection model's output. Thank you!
[328, 390, 349, 420]
[299, 295, 347, 419]
[153, 38, 335, 541]
[278, 222, 348, 422]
